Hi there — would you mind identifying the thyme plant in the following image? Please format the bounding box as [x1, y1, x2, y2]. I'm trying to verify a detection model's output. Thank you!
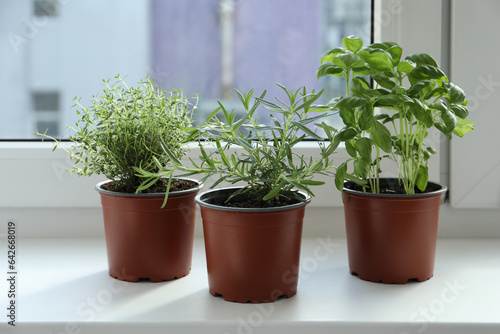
[317, 36, 474, 194]
[37, 75, 196, 193]
[137, 85, 338, 207]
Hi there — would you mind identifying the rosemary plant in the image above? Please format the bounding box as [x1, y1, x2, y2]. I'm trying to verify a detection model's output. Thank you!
[36, 75, 196, 194]
[137, 85, 338, 207]
[317, 36, 474, 194]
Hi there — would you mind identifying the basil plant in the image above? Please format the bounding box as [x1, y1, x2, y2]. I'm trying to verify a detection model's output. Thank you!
[317, 36, 474, 194]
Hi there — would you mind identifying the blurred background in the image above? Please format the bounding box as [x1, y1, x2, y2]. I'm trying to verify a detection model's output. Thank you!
[0, 0, 371, 139]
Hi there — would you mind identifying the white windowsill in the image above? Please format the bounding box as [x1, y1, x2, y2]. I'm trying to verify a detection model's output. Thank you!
[4, 237, 499, 334]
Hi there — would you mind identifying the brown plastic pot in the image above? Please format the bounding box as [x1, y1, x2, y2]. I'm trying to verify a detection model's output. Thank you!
[96, 178, 201, 282]
[343, 178, 447, 284]
[196, 187, 310, 303]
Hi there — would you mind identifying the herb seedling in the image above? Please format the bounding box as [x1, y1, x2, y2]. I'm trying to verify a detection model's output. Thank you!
[37, 75, 196, 194]
[137, 85, 338, 207]
[317, 36, 474, 194]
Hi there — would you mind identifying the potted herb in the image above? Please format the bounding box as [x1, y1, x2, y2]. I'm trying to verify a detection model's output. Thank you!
[37, 75, 201, 282]
[317, 36, 474, 283]
[138, 85, 337, 302]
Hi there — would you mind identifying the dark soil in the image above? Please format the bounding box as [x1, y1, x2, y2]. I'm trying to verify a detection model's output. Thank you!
[206, 190, 303, 208]
[345, 179, 442, 194]
[101, 179, 198, 194]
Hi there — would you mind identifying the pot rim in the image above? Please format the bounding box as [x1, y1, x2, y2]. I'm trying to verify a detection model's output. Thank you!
[343, 178, 447, 198]
[195, 186, 311, 212]
[95, 177, 203, 197]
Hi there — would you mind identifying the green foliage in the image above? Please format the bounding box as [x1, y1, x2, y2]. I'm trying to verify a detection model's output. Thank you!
[318, 36, 474, 194]
[36, 75, 196, 194]
[137, 85, 338, 206]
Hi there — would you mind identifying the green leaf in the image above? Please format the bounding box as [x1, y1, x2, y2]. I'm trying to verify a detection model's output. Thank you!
[375, 113, 391, 121]
[270, 114, 283, 128]
[369, 42, 402, 65]
[317, 63, 344, 79]
[355, 137, 372, 160]
[284, 142, 293, 164]
[342, 35, 364, 53]
[345, 140, 357, 157]
[235, 137, 254, 151]
[336, 96, 367, 110]
[219, 152, 232, 170]
[291, 121, 324, 140]
[358, 105, 374, 131]
[286, 178, 310, 194]
[416, 165, 429, 192]
[248, 90, 266, 118]
[296, 112, 329, 126]
[397, 60, 415, 73]
[339, 107, 356, 127]
[210, 175, 228, 189]
[161, 141, 182, 166]
[276, 83, 295, 106]
[207, 106, 221, 121]
[335, 53, 364, 69]
[427, 146, 437, 154]
[408, 99, 434, 128]
[434, 122, 452, 139]
[449, 84, 466, 103]
[352, 65, 372, 75]
[358, 49, 395, 73]
[449, 104, 469, 119]
[263, 180, 286, 201]
[315, 121, 335, 138]
[407, 80, 432, 97]
[336, 128, 358, 141]
[411, 65, 447, 79]
[423, 146, 437, 161]
[327, 96, 342, 108]
[234, 89, 249, 109]
[353, 157, 370, 179]
[372, 74, 396, 89]
[427, 87, 449, 99]
[429, 100, 447, 112]
[199, 145, 217, 170]
[351, 77, 371, 96]
[387, 46, 403, 66]
[370, 121, 392, 153]
[391, 85, 406, 95]
[299, 179, 325, 186]
[453, 118, 474, 137]
[321, 47, 346, 63]
[161, 174, 174, 208]
[376, 93, 412, 106]
[295, 89, 324, 111]
[335, 162, 347, 191]
[441, 109, 457, 133]
[405, 53, 438, 67]
[261, 100, 286, 114]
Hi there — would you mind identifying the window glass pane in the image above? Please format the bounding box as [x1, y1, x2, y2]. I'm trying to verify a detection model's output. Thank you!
[33, 0, 59, 17]
[36, 120, 59, 137]
[0, 0, 371, 139]
[32, 91, 59, 111]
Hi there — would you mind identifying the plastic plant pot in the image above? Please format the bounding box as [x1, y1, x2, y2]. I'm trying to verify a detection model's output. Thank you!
[96, 178, 201, 282]
[343, 178, 447, 284]
[196, 187, 310, 303]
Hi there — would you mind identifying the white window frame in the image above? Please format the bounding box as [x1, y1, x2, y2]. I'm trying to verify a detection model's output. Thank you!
[449, 0, 500, 209]
[2, 0, 499, 238]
